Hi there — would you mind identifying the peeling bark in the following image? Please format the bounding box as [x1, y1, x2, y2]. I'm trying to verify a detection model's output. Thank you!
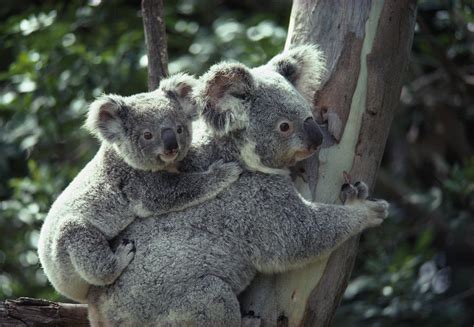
[240, 1, 417, 326]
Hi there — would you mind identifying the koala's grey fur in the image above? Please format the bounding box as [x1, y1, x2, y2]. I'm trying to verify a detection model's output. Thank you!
[87, 45, 389, 326]
[37, 74, 241, 303]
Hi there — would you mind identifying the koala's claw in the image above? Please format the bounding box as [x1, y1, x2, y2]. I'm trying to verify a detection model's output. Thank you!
[115, 241, 136, 269]
[341, 181, 389, 228]
[340, 183, 358, 204]
[340, 181, 369, 204]
[354, 181, 369, 200]
[121, 238, 134, 247]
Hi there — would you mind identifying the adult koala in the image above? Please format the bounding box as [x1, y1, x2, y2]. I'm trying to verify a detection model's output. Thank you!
[88, 45, 389, 326]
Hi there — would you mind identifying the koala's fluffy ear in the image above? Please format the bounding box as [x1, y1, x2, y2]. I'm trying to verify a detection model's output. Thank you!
[85, 95, 125, 143]
[194, 62, 255, 136]
[160, 73, 198, 120]
[268, 44, 326, 104]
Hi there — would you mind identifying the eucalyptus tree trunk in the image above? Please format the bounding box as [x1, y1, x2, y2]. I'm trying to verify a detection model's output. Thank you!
[240, 1, 417, 326]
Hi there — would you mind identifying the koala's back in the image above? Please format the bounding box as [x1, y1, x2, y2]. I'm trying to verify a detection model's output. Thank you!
[38, 146, 129, 302]
[90, 171, 288, 321]
[38, 152, 99, 301]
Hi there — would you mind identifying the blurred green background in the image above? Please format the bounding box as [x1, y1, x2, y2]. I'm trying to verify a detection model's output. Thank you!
[0, 0, 472, 326]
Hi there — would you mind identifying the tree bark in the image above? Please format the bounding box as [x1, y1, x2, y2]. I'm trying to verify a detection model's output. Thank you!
[240, 1, 417, 326]
[141, 0, 168, 90]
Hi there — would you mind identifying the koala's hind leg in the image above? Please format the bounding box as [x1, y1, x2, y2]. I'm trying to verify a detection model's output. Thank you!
[87, 286, 130, 327]
[167, 275, 241, 327]
[88, 301, 108, 327]
[66, 225, 135, 286]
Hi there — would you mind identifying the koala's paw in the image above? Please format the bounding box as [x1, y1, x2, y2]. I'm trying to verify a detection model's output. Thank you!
[115, 239, 135, 272]
[209, 160, 243, 183]
[341, 181, 389, 228]
[354, 181, 369, 200]
[340, 181, 369, 204]
[364, 199, 389, 227]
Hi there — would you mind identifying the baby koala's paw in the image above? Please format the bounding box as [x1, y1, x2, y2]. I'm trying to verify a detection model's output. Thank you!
[208, 160, 243, 183]
[115, 239, 135, 272]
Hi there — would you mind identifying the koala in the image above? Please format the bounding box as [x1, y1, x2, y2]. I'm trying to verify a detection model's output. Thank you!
[37, 73, 241, 303]
[87, 45, 389, 326]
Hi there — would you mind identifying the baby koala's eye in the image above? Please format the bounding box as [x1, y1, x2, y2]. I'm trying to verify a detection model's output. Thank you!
[176, 125, 183, 134]
[143, 131, 153, 140]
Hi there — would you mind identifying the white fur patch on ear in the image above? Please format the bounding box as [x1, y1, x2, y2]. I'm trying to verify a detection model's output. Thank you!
[240, 140, 290, 176]
[84, 95, 124, 144]
[269, 44, 326, 104]
[160, 73, 198, 120]
[194, 62, 255, 136]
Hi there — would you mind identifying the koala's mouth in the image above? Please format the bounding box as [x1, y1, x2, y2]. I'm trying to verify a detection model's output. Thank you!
[158, 151, 179, 163]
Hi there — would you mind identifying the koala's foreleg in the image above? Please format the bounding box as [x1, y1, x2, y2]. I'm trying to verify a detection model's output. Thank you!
[66, 224, 135, 286]
[252, 182, 388, 273]
[142, 160, 242, 215]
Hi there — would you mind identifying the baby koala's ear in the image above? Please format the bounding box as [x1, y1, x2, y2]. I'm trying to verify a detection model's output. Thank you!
[84, 94, 125, 144]
[194, 62, 255, 136]
[268, 44, 326, 104]
[160, 73, 198, 120]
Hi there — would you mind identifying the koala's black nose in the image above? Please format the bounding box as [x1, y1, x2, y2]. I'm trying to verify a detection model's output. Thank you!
[304, 117, 323, 149]
[161, 128, 179, 155]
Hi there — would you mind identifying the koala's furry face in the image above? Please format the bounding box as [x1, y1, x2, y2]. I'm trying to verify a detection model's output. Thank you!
[109, 93, 193, 171]
[86, 74, 197, 171]
[195, 45, 325, 172]
[247, 68, 321, 168]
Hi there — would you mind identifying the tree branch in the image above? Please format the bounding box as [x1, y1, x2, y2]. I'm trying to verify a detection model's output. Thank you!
[141, 0, 169, 91]
[0, 298, 88, 326]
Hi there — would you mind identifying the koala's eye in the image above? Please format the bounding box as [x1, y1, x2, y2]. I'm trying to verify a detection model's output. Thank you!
[280, 123, 290, 132]
[143, 131, 153, 140]
[176, 125, 183, 134]
[280, 122, 290, 132]
[278, 121, 294, 135]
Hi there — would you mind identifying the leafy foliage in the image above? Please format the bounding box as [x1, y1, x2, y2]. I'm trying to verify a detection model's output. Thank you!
[0, 0, 472, 326]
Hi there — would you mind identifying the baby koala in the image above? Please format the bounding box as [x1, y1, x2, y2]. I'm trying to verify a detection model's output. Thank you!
[38, 73, 241, 303]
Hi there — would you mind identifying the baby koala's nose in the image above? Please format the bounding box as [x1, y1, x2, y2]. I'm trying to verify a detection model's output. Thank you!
[161, 128, 179, 155]
[304, 117, 323, 150]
